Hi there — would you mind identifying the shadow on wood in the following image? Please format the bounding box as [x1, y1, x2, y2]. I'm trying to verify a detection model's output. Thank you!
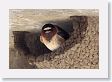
[13, 31, 51, 57]
[42, 19, 74, 33]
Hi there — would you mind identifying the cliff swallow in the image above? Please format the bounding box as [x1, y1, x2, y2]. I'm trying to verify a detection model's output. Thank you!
[40, 23, 69, 51]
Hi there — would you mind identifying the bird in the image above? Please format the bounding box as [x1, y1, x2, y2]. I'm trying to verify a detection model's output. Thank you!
[40, 23, 69, 51]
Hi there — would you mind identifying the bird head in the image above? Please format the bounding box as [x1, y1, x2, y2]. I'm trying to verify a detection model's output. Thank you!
[41, 24, 57, 42]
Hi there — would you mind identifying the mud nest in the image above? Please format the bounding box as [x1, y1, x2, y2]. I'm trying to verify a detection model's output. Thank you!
[10, 16, 99, 69]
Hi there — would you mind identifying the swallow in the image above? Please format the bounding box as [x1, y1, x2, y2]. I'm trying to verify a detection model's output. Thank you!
[40, 23, 69, 51]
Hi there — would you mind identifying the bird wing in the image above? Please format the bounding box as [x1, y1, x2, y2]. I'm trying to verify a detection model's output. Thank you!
[55, 26, 70, 40]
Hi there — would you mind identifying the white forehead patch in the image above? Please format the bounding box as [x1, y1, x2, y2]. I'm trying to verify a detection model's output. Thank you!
[45, 30, 51, 33]
[44, 27, 51, 30]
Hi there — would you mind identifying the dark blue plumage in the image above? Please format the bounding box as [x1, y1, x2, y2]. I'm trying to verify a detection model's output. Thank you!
[55, 25, 69, 40]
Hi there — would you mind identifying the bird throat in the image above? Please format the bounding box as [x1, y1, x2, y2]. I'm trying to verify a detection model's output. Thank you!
[42, 34, 61, 51]
[45, 33, 53, 42]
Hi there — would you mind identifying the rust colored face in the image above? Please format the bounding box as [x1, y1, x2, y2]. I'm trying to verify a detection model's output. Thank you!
[41, 24, 57, 41]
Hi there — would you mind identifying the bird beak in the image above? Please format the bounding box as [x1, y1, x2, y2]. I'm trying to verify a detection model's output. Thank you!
[46, 33, 52, 42]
